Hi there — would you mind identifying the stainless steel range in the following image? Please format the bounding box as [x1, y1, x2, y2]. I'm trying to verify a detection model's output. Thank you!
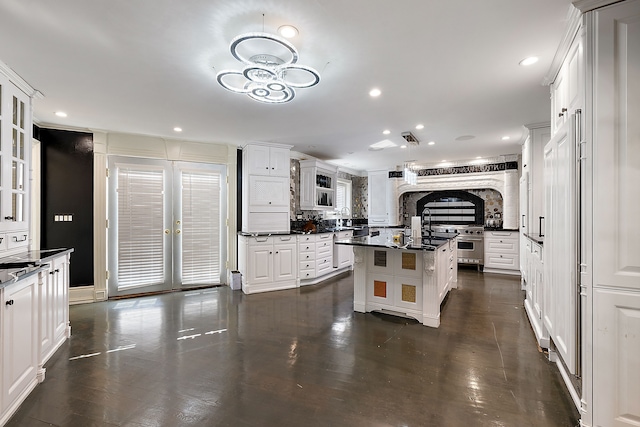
[431, 224, 484, 270]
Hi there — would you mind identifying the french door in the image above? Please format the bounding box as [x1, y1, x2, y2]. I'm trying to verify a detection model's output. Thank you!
[108, 156, 227, 298]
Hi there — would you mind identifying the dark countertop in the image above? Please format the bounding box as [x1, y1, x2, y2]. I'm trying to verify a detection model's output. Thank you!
[484, 227, 519, 232]
[238, 226, 368, 237]
[0, 248, 74, 288]
[524, 233, 545, 245]
[0, 265, 47, 287]
[335, 231, 454, 252]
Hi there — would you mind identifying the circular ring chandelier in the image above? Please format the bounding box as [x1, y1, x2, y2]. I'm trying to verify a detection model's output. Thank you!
[216, 32, 320, 104]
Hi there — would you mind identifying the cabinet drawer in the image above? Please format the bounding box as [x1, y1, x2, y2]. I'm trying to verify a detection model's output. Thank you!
[486, 239, 518, 254]
[335, 231, 353, 239]
[299, 260, 316, 272]
[298, 235, 315, 243]
[299, 269, 316, 280]
[299, 251, 315, 261]
[316, 256, 333, 275]
[316, 241, 332, 255]
[298, 242, 315, 252]
[245, 236, 273, 246]
[7, 231, 29, 249]
[316, 233, 333, 241]
[0, 233, 7, 251]
[485, 253, 519, 270]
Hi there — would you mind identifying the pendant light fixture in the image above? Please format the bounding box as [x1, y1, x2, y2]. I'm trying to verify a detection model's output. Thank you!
[216, 29, 320, 104]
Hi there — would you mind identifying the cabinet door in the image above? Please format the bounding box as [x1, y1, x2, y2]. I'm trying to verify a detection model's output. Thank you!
[269, 147, 290, 177]
[245, 145, 271, 175]
[299, 167, 315, 209]
[2, 275, 39, 408]
[551, 66, 567, 133]
[247, 245, 273, 285]
[368, 171, 388, 224]
[248, 176, 289, 209]
[51, 256, 69, 342]
[0, 75, 32, 234]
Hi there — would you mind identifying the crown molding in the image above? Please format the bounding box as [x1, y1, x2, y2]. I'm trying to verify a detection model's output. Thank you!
[0, 60, 43, 99]
[572, 0, 623, 13]
[542, 5, 583, 86]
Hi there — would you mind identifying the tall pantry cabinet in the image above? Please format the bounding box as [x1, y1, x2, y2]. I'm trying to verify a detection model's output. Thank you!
[241, 142, 291, 234]
[544, 1, 640, 426]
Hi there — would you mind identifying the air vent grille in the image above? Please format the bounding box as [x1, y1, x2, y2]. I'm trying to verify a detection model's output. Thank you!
[401, 131, 419, 145]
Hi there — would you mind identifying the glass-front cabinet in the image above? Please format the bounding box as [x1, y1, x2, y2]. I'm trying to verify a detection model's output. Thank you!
[0, 69, 32, 252]
[299, 159, 337, 210]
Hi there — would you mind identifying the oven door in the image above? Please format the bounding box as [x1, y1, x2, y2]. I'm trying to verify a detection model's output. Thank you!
[457, 237, 484, 264]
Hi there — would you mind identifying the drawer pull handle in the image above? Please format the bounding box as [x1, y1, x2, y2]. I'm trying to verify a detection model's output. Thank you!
[12, 235, 27, 243]
[5, 299, 14, 306]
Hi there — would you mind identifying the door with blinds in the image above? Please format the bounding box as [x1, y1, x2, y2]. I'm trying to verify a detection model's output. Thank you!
[108, 157, 227, 298]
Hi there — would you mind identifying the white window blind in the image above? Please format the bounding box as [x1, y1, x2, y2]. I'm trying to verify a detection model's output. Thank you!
[117, 167, 165, 288]
[336, 179, 352, 216]
[181, 171, 222, 285]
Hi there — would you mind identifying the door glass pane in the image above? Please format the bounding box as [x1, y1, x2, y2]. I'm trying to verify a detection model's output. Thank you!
[12, 161, 23, 190]
[180, 171, 222, 285]
[12, 129, 17, 157]
[12, 193, 22, 222]
[19, 100, 24, 129]
[116, 167, 166, 289]
[12, 96, 17, 125]
[19, 132, 24, 160]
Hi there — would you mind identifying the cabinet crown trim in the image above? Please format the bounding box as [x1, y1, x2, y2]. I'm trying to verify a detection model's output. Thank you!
[542, 5, 583, 86]
[241, 141, 293, 150]
[0, 60, 43, 99]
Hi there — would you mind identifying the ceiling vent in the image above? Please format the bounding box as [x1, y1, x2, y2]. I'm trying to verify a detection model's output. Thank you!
[401, 131, 419, 145]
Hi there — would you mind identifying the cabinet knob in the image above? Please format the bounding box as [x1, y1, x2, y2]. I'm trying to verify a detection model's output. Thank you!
[4, 216, 14, 221]
[269, 251, 273, 254]
[561, 107, 568, 112]
[5, 299, 14, 306]
[276, 251, 279, 254]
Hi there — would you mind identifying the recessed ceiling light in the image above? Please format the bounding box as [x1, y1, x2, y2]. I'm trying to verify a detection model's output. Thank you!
[455, 135, 475, 141]
[476, 156, 482, 159]
[400, 145, 407, 149]
[501, 136, 510, 140]
[278, 25, 298, 38]
[428, 141, 435, 146]
[383, 129, 391, 135]
[369, 88, 381, 97]
[519, 56, 539, 66]
[55, 111, 67, 117]
[173, 127, 183, 132]
[415, 124, 424, 130]
[441, 160, 447, 162]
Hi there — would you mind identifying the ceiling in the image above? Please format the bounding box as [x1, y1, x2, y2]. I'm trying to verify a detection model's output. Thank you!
[0, 0, 573, 173]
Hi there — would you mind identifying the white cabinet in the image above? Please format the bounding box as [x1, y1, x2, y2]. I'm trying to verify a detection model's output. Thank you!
[0, 72, 32, 255]
[299, 159, 337, 210]
[521, 124, 551, 235]
[550, 26, 584, 136]
[241, 142, 291, 234]
[522, 237, 549, 348]
[238, 234, 297, 294]
[589, 2, 640, 425]
[544, 116, 578, 374]
[244, 144, 290, 177]
[39, 253, 71, 372]
[1, 273, 39, 425]
[333, 230, 354, 270]
[367, 170, 398, 226]
[298, 233, 334, 282]
[483, 231, 520, 274]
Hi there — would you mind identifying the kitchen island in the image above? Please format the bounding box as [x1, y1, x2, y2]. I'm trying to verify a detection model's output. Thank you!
[335, 230, 457, 328]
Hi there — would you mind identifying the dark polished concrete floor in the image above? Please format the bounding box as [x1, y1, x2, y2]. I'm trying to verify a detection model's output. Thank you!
[8, 269, 579, 426]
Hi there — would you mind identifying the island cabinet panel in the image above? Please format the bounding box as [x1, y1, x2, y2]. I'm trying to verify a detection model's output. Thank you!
[1, 273, 39, 425]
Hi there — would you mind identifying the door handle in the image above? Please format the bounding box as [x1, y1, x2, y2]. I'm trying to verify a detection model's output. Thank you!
[175, 229, 181, 234]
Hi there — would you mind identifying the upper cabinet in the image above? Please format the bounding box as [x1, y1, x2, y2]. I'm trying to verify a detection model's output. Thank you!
[550, 24, 584, 136]
[244, 144, 290, 177]
[521, 123, 550, 235]
[0, 68, 33, 254]
[241, 142, 292, 234]
[299, 159, 337, 210]
[367, 170, 398, 226]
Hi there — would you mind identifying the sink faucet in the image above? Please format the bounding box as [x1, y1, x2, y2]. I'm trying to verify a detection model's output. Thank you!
[421, 207, 432, 239]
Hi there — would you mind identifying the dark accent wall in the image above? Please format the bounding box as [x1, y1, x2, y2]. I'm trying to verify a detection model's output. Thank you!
[40, 128, 94, 287]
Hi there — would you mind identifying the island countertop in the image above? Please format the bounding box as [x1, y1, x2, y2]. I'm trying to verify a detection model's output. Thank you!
[335, 230, 457, 251]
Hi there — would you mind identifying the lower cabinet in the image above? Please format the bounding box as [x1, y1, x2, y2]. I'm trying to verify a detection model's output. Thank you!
[39, 253, 71, 374]
[1, 272, 39, 426]
[298, 233, 334, 283]
[238, 235, 297, 294]
[483, 231, 520, 274]
[333, 230, 354, 270]
[522, 237, 549, 348]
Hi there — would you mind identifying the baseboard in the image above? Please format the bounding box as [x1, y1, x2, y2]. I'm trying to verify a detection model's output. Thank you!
[299, 267, 351, 286]
[69, 285, 96, 305]
[555, 356, 582, 413]
[482, 268, 522, 276]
